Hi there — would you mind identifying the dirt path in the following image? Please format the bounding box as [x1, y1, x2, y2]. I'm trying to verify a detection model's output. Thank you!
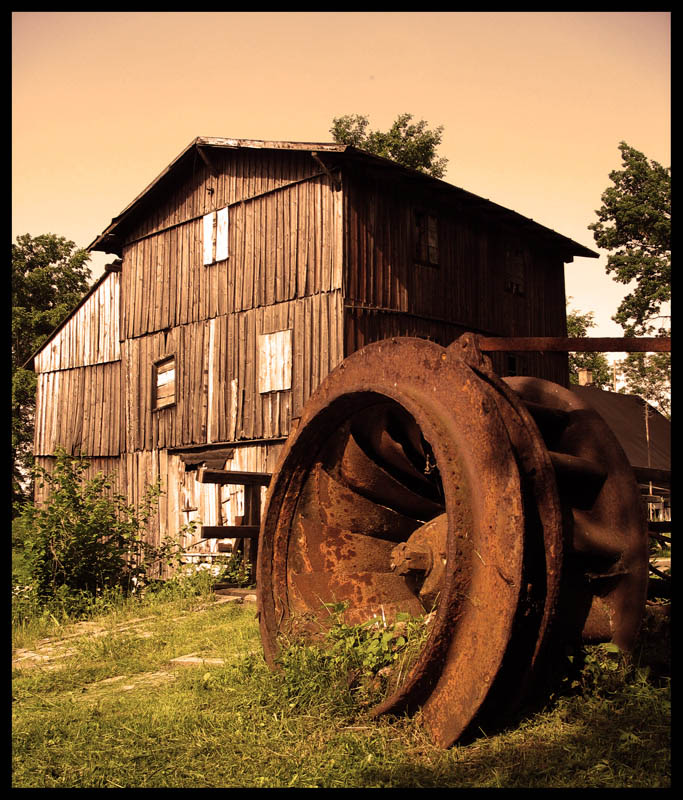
[12, 592, 257, 684]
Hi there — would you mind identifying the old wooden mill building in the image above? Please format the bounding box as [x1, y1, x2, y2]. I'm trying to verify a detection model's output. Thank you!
[29, 136, 598, 565]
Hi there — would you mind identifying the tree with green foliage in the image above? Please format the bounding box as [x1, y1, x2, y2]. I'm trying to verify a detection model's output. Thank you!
[566, 304, 612, 389]
[588, 141, 670, 337]
[12, 234, 91, 509]
[617, 352, 670, 419]
[588, 142, 670, 416]
[330, 113, 448, 178]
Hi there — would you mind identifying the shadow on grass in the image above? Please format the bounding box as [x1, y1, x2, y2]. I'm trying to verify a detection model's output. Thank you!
[355, 698, 669, 788]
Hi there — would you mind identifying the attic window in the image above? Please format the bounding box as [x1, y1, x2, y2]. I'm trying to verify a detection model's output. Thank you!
[153, 355, 176, 410]
[413, 210, 439, 266]
[202, 207, 229, 265]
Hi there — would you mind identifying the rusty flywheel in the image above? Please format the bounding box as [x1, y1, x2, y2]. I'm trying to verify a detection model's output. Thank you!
[257, 335, 649, 748]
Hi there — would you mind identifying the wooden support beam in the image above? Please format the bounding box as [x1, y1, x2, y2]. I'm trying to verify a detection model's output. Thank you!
[477, 336, 671, 353]
[197, 468, 271, 486]
[196, 145, 219, 176]
[310, 151, 342, 189]
[202, 525, 260, 539]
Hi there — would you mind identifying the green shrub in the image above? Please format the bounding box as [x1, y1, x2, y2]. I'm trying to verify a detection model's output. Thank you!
[142, 565, 217, 601]
[214, 552, 254, 587]
[14, 449, 177, 618]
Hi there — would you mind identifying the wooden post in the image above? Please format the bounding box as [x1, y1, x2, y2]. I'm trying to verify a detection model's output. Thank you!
[241, 484, 261, 579]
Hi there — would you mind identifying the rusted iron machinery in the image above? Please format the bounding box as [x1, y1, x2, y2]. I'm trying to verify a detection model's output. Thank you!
[257, 333, 666, 748]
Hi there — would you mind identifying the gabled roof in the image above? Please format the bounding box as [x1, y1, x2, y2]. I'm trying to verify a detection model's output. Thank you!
[88, 136, 599, 261]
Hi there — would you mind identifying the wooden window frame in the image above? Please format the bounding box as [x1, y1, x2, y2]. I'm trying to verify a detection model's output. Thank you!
[413, 208, 440, 267]
[152, 354, 177, 411]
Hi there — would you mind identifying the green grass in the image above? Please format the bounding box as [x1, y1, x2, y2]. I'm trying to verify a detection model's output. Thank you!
[12, 593, 670, 788]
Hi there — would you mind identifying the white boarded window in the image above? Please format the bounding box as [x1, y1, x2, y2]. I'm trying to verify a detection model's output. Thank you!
[153, 355, 176, 410]
[258, 330, 292, 393]
[203, 207, 229, 265]
[203, 213, 215, 265]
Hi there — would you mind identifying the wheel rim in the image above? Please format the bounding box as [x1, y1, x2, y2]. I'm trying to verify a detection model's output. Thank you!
[259, 338, 540, 747]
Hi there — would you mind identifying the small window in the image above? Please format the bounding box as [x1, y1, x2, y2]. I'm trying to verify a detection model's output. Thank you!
[504, 246, 526, 296]
[153, 355, 176, 410]
[258, 330, 292, 393]
[504, 277, 525, 296]
[203, 207, 229, 265]
[414, 210, 439, 266]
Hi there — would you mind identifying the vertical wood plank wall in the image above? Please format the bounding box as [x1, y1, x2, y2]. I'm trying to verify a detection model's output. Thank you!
[342, 171, 569, 384]
[121, 291, 344, 453]
[33, 272, 121, 373]
[33, 273, 123, 457]
[32, 150, 346, 551]
[32, 145, 573, 554]
[120, 155, 343, 337]
[34, 362, 123, 457]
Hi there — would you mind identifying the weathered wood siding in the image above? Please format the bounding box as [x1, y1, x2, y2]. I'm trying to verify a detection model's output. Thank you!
[32, 272, 123, 458]
[33, 272, 120, 373]
[344, 174, 568, 330]
[343, 306, 568, 385]
[342, 172, 569, 383]
[33, 455, 123, 507]
[121, 291, 344, 452]
[34, 444, 284, 557]
[125, 148, 324, 242]
[121, 443, 284, 554]
[120, 153, 343, 338]
[31, 143, 579, 550]
[34, 362, 123, 457]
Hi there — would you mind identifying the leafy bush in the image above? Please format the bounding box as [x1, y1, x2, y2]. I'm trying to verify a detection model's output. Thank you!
[14, 449, 178, 618]
[141, 564, 217, 602]
[214, 552, 254, 587]
[277, 604, 431, 711]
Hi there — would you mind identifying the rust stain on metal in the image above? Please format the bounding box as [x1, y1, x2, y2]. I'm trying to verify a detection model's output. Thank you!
[257, 334, 650, 749]
[477, 335, 671, 353]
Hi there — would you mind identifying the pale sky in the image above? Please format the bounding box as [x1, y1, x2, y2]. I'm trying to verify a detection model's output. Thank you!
[12, 11, 670, 338]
